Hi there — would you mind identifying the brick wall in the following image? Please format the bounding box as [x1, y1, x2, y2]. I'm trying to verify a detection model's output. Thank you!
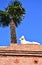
[0, 44, 42, 65]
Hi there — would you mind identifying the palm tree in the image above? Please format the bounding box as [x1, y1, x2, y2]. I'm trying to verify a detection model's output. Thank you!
[0, 0, 26, 43]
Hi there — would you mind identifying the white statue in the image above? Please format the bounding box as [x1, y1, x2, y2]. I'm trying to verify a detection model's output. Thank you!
[19, 36, 40, 45]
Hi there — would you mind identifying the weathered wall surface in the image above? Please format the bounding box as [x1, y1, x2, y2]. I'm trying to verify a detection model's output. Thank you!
[0, 44, 42, 65]
[0, 56, 42, 65]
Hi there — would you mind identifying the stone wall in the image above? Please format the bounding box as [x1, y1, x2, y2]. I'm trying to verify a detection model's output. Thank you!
[0, 44, 42, 65]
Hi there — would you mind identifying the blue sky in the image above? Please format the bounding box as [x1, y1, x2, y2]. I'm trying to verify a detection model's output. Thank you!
[0, 0, 42, 46]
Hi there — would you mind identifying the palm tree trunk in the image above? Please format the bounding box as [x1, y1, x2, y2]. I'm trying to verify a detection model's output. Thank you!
[10, 19, 17, 43]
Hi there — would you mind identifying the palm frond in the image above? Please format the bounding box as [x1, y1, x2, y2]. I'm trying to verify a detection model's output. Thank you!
[0, 0, 26, 27]
[0, 10, 10, 27]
